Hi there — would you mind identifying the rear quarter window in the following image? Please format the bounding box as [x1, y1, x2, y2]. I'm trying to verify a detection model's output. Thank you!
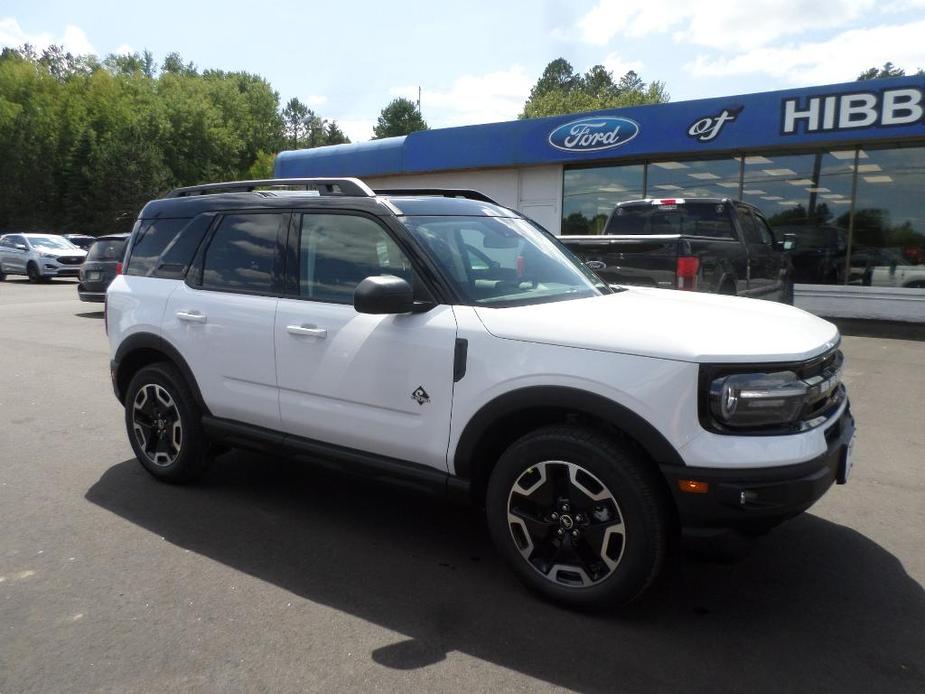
[125, 216, 212, 278]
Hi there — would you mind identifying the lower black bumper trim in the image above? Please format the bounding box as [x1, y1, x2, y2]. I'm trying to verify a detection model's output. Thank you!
[661, 406, 855, 533]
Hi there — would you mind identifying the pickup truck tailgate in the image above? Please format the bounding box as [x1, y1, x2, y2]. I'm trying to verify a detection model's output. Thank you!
[561, 235, 681, 288]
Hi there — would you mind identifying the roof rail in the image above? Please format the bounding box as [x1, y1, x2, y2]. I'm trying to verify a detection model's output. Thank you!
[373, 188, 499, 205]
[165, 178, 375, 198]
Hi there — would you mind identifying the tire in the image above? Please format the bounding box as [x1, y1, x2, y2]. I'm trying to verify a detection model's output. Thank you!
[26, 262, 41, 283]
[486, 425, 671, 609]
[719, 280, 737, 296]
[0, 266, 5, 281]
[124, 362, 211, 483]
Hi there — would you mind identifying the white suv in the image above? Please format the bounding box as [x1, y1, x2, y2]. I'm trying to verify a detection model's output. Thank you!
[0, 233, 86, 281]
[106, 178, 855, 608]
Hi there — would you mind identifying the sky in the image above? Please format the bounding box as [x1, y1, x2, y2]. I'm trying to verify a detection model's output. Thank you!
[2, 0, 925, 142]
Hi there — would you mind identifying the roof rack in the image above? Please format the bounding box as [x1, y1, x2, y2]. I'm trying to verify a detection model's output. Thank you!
[373, 188, 499, 205]
[165, 178, 375, 199]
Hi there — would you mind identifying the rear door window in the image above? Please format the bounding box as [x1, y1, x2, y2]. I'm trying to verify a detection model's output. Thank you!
[200, 213, 284, 294]
[736, 206, 763, 244]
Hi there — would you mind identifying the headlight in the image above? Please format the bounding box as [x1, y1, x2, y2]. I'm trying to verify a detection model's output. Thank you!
[39, 251, 57, 258]
[709, 371, 807, 429]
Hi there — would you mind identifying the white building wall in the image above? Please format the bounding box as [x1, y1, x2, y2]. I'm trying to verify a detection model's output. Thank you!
[365, 165, 564, 234]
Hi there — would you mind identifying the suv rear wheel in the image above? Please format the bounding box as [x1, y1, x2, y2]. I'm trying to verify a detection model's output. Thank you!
[486, 425, 670, 608]
[125, 362, 211, 483]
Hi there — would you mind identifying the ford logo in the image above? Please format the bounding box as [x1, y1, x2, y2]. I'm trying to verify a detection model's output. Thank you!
[585, 260, 607, 271]
[548, 116, 640, 152]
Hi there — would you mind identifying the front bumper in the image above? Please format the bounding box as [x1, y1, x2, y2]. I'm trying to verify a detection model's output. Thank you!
[42, 264, 81, 277]
[661, 404, 855, 534]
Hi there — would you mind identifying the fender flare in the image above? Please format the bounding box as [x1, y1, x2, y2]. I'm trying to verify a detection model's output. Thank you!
[112, 331, 210, 414]
[452, 386, 685, 480]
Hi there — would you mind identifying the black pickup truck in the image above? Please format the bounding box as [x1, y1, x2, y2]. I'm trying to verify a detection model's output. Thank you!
[560, 198, 794, 303]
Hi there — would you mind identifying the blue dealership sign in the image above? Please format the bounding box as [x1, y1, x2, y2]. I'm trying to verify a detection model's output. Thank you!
[275, 75, 925, 179]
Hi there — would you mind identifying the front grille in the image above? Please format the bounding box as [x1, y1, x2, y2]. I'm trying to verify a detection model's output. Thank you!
[57, 256, 84, 265]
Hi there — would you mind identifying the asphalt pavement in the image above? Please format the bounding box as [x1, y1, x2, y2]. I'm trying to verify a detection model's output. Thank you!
[1, 279, 923, 693]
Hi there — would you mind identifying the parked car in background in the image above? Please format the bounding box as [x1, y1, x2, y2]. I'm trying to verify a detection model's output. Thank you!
[777, 224, 847, 285]
[78, 233, 129, 302]
[849, 247, 906, 285]
[0, 233, 86, 282]
[63, 234, 97, 251]
[868, 262, 925, 288]
[559, 198, 794, 303]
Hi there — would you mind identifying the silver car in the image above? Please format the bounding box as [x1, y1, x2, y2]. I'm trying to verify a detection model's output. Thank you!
[0, 233, 87, 282]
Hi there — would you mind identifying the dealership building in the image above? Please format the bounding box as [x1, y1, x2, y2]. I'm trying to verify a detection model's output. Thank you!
[275, 75, 925, 321]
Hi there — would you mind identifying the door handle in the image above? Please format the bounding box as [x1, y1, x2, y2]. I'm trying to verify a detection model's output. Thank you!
[176, 311, 207, 324]
[287, 324, 327, 338]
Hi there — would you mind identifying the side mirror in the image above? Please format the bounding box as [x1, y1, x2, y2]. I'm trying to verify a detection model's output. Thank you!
[354, 275, 414, 315]
[16, 243, 27, 250]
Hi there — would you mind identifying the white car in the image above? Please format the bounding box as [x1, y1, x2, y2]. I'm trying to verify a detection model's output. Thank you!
[106, 178, 855, 608]
[868, 263, 925, 288]
[0, 233, 86, 282]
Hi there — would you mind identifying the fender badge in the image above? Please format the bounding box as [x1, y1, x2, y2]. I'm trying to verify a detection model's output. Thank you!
[411, 386, 430, 406]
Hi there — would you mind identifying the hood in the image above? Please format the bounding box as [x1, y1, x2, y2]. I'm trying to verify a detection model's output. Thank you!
[473, 287, 839, 364]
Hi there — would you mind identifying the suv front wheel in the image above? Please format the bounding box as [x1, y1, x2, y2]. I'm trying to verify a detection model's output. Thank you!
[486, 425, 670, 608]
[125, 362, 211, 483]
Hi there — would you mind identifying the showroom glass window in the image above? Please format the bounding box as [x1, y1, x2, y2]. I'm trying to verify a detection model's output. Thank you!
[562, 164, 644, 235]
[741, 151, 855, 285]
[646, 157, 742, 200]
[850, 145, 925, 291]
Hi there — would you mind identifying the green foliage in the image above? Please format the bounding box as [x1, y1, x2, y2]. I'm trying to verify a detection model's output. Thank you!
[0, 46, 347, 235]
[856, 62, 911, 80]
[520, 59, 669, 119]
[373, 97, 428, 139]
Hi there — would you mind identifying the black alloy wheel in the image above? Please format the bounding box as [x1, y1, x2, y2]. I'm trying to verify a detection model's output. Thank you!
[132, 383, 183, 467]
[487, 425, 671, 608]
[124, 362, 211, 483]
[26, 262, 40, 283]
[506, 460, 626, 587]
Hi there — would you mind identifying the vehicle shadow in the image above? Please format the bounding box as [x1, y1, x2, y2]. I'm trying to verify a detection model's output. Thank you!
[85, 453, 925, 693]
[75, 310, 104, 319]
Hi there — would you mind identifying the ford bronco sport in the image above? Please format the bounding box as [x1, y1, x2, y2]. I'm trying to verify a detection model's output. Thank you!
[107, 178, 855, 608]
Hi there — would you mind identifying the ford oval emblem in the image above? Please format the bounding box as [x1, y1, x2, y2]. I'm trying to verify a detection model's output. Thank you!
[548, 116, 640, 153]
[585, 260, 607, 271]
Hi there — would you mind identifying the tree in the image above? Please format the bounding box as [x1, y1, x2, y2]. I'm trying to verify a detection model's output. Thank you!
[161, 51, 197, 76]
[324, 121, 350, 145]
[282, 97, 310, 148]
[520, 59, 669, 119]
[856, 62, 925, 80]
[373, 97, 428, 139]
[529, 58, 581, 99]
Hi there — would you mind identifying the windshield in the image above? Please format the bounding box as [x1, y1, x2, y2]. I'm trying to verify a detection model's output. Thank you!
[605, 202, 735, 238]
[403, 215, 609, 307]
[86, 238, 126, 261]
[29, 236, 75, 250]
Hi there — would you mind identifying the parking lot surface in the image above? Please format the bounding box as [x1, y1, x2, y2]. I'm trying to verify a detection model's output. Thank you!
[1, 279, 923, 693]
